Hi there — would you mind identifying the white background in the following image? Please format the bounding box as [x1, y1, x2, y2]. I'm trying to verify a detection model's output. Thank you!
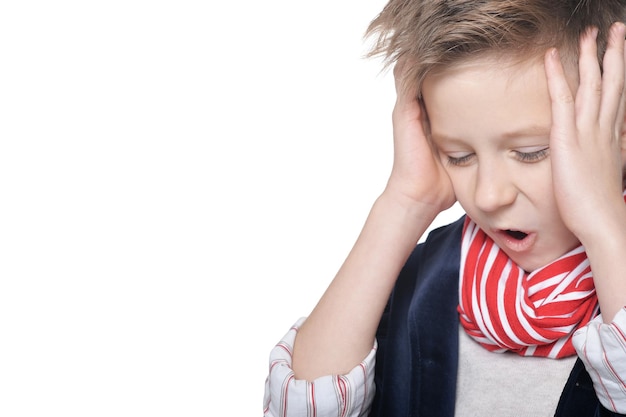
[0, 1, 463, 415]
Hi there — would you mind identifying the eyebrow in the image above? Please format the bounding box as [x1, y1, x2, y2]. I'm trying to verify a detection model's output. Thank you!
[431, 126, 551, 143]
[500, 126, 551, 140]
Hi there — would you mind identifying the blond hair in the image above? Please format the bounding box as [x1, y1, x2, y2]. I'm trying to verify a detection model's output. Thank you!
[366, 0, 626, 93]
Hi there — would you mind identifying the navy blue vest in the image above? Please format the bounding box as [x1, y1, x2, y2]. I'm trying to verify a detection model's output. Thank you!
[371, 216, 624, 417]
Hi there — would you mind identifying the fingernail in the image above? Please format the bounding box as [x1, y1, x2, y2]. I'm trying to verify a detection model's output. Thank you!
[613, 22, 626, 37]
[550, 48, 559, 59]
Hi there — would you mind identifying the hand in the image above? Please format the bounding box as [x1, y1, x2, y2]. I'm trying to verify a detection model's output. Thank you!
[385, 60, 456, 215]
[291, 63, 457, 380]
[545, 23, 626, 243]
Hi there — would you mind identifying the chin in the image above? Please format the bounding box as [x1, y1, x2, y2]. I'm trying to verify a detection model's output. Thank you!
[510, 254, 554, 274]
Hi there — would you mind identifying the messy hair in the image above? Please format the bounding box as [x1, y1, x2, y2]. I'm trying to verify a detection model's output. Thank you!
[366, 0, 626, 93]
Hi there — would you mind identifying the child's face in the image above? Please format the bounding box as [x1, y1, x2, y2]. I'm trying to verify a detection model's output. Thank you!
[422, 57, 581, 272]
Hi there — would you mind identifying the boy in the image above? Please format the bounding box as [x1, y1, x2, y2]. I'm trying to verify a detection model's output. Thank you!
[264, 1, 626, 416]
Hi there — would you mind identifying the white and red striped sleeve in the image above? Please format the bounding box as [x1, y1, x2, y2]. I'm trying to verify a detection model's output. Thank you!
[572, 307, 626, 413]
[263, 318, 376, 417]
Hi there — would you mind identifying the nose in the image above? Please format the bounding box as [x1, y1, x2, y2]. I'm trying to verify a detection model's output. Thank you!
[474, 161, 516, 212]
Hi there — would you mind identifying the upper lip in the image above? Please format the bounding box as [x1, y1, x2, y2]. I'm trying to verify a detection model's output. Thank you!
[489, 227, 537, 254]
[492, 228, 534, 241]
[493, 225, 531, 233]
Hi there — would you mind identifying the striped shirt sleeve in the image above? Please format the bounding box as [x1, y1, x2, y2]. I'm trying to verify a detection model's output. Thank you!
[572, 307, 626, 413]
[263, 317, 377, 417]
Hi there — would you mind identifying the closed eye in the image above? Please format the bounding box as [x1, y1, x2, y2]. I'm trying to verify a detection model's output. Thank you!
[513, 148, 549, 163]
[446, 153, 474, 167]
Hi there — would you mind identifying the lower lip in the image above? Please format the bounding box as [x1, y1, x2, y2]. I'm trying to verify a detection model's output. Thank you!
[494, 230, 537, 253]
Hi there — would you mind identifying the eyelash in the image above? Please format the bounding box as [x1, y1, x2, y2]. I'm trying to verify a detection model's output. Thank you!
[514, 148, 549, 162]
[446, 154, 474, 167]
[446, 148, 549, 167]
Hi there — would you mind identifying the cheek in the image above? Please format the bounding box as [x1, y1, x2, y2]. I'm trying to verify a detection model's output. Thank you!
[516, 164, 554, 204]
[443, 169, 475, 208]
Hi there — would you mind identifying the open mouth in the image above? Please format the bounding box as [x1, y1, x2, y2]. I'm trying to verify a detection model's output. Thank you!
[505, 230, 528, 240]
[496, 229, 536, 253]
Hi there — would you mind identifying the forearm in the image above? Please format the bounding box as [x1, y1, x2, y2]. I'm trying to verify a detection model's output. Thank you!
[291, 190, 440, 381]
[580, 203, 626, 323]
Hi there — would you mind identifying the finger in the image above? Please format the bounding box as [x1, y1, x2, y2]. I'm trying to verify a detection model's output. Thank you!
[393, 59, 405, 95]
[419, 99, 431, 136]
[545, 48, 577, 148]
[600, 22, 626, 131]
[392, 59, 420, 114]
[393, 57, 414, 96]
[614, 39, 626, 143]
[576, 27, 601, 126]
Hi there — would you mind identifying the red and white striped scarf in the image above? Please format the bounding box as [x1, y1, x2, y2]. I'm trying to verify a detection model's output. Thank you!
[458, 218, 599, 358]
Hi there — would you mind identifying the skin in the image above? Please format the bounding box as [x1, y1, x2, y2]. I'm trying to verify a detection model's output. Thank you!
[546, 25, 626, 326]
[292, 23, 626, 381]
[423, 57, 582, 273]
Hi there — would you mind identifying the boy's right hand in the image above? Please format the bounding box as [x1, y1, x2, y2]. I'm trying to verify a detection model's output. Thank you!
[291, 61, 457, 382]
[384, 61, 456, 216]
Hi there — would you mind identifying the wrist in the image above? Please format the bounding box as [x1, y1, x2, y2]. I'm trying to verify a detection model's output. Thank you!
[381, 180, 450, 220]
[374, 187, 444, 243]
[575, 202, 626, 249]
[577, 207, 626, 323]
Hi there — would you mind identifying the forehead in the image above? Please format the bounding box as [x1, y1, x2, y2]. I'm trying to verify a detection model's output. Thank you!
[426, 53, 539, 85]
[421, 55, 555, 142]
[422, 55, 546, 106]
[422, 51, 579, 97]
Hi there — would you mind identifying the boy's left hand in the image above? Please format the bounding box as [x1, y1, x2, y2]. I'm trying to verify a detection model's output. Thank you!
[546, 22, 626, 323]
[545, 22, 626, 244]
